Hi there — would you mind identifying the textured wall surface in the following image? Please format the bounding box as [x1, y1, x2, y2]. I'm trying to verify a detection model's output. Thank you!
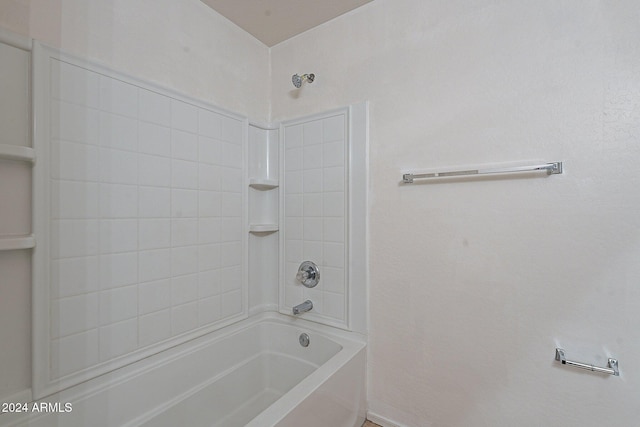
[0, 0, 269, 121]
[271, 1, 640, 425]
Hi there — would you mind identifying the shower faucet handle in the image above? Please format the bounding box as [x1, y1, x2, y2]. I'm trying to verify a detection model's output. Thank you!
[296, 261, 320, 288]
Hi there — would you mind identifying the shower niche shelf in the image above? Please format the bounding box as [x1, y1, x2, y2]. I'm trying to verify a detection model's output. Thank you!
[249, 178, 278, 191]
[248, 124, 279, 235]
[249, 224, 279, 233]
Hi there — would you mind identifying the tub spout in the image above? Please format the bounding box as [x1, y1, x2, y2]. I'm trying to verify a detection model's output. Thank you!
[292, 300, 313, 315]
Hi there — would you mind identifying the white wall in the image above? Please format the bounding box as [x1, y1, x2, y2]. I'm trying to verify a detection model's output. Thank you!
[0, 0, 269, 400]
[0, 0, 269, 121]
[271, 1, 640, 426]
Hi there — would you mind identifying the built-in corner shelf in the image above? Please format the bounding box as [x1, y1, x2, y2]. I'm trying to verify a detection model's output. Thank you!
[0, 235, 36, 251]
[249, 224, 279, 233]
[0, 144, 36, 163]
[249, 178, 278, 190]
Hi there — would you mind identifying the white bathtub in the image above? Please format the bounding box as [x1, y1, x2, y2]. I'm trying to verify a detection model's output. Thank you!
[3, 313, 366, 427]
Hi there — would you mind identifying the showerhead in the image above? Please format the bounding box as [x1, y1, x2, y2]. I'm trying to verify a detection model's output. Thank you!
[292, 73, 315, 88]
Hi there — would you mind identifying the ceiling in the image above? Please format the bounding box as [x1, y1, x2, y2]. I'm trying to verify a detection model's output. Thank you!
[201, 0, 374, 47]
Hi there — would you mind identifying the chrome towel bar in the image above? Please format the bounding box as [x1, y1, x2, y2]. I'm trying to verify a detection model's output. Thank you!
[402, 161, 562, 183]
[555, 348, 619, 376]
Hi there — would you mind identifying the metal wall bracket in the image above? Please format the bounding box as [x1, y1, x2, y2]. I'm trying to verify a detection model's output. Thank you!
[555, 348, 619, 376]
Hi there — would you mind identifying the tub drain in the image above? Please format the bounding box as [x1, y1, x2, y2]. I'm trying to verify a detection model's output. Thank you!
[299, 333, 310, 347]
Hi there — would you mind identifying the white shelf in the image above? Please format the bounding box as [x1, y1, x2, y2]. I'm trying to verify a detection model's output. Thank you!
[249, 178, 279, 190]
[0, 235, 36, 251]
[249, 224, 279, 233]
[0, 144, 35, 163]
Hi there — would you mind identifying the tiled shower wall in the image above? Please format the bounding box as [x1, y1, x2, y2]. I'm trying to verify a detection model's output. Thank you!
[281, 112, 348, 327]
[43, 56, 245, 384]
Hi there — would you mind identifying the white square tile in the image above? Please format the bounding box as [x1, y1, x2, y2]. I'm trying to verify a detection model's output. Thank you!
[220, 242, 242, 268]
[220, 167, 243, 193]
[171, 219, 198, 247]
[171, 189, 198, 218]
[99, 252, 138, 290]
[284, 284, 303, 307]
[100, 219, 138, 254]
[138, 154, 171, 187]
[220, 217, 242, 242]
[139, 309, 171, 347]
[198, 135, 220, 165]
[51, 100, 100, 145]
[139, 219, 171, 250]
[198, 109, 221, 139]
[100, 183, 138, 218]
[284, 262, 299, 286]
[323, 115, 345, 142]
[172, 302, 198, 335]
[139, 249, 171, 282]
[220, 116, 242, 144]
[198, 269, 221, 298]
[303, 144, 322, 169]
[199, 191, 221, 217]
[51, 180, 99, 219]
[285, 194, 303, 217]
[285, 147, 302, 172]
[138, 88, 171, 125]
[51, 256, 100, 298]
[303, 217, 323, 241]
[51, 140, 99, 181]
[50, 220, 100, 259]
[284, 124, 303, 149]
[323, 217, 345, 243]
[322, 166, 345, 192]
[323, 242, 345, 268]
[285, 217, 303, 240]
[285, 170, 303, 194]
[99, 285, 137, 326]
[303, 120, 323, 146]
[323, 192, 345, 217]
[199, 163, 220, 191]
[100, 76, 138, 118]
[138, 186, 170, 218]
[221, 290, 242, 318]
[322, 267, 346, 294]
[171, 159, 198, 189]
[99, 112, 138, 152]
[139, 122, 171, 157]
[100, 148, 138, 185]
[302, 287, 323, 313]
[138, 279, 172, 315]
[51, 59, 100, 108]
[171, 246, 198, 277]
[171, 99, 198, 133]
[220, 141, 242, 168]
[323, 292, 345, 320]
[99, 318, 138, 361]
[198, 218, 221, 244]
[198, 244, 221, 271]
[221, 192, 242, 217]
[198, 295, 221, 325]
[172, 129, 198, 162]
[303, 193, 322, 217]
[50, 330, 99, 378]
[220, 266, 242, 292]
[51, 293, 99, 338]
[303, 169, 323, 193]
[303, 241, 322, 262]
[171, 274, 199, 306]
[322, 140, 345, 167]
[285, 239, 302, 263]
